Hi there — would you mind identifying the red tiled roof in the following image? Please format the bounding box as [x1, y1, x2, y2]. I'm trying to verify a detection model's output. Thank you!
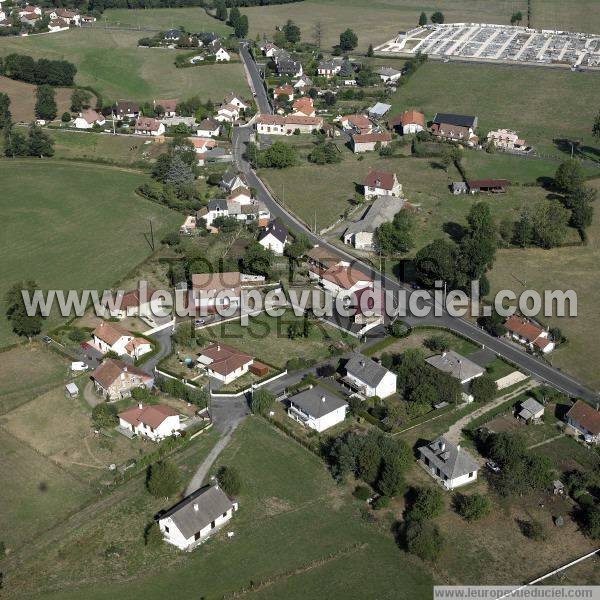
[292, 97, 314, 116]
[274, 85, 294, 96]
[567, 400, 600, 435]
[400, 109, 425, 127]
[363, 169, 395, 191]
[118, 403, 178, 429]
[321, 263, 372, 290]
[257, 114, 322, 126]
[191, 272, 242, 295]
[135, 117, 162, 131]
[156, 98, 178, 113]
[93, 321, 131, 346]
[199, 343, 253, 376]
[352, 132, 391, 144]
[90, 359, 152, 389]
[125, 337, 150, 353]
[341, 114, 371, 131]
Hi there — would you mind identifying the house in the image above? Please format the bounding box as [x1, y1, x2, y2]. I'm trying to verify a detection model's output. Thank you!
[276, 58, 303, 77]
[368, 102, 392, 120]
[220, 169, 247, 193]
[375, 66, 402, 83]
[91, 321, 152, 359]
[388, 109, 425, 134]
[21, 12, 41, 25]
[487, 128, 527, 151]
[164, 28, 181, 42]
[418, 437, 478, 490]
[192, 271, 242, 311]
[90, 359, 154, 401]
[293, 74, 313, 91]
[566, 400, 600, 444]
[273, 85, 294, 101]
[344, 353, 396, 398]
[101, 287, 163, 320]
[351, 131, 391, 153]
[363, 169, 401, 199]
[189, 137, 216, 165]
[134, 117, 165, 137]
[223, 92, 248, 111]
[197, 343, 254, 383]
[196, 118, 220, 137]
[338, 114, 372, 134]
[73, 108, 105, 129]
[425, 350, 485, 385]
[431, 113, 479, 146]
[216, 103, 239, 123]
[154, 99, 178, 117]
[504, 315, 555, 353]
[288, 385, 348, 432]
[203, 198, 229, 228]
[305, 245, 339, 272]
[48, 17, 69, 31]
[257, 220, 288, 255]
[451, 182, 469, 195]
[310, 260, 373, 297]
[465, 179, 509, 194]
[228, 186, 252, 205]
[259, 41, 279, 57]
[317, 58, 343, 78]
[255, 114, 323, 136]
[50, 8, 80, 25]
[180, 215, 197, 234]
[291, 97, 315, 117]
[158, 484, 238, 551]
[118, 402, 180, 441]
[213, 44, 231, 62]
[115, 100, 140, 119]
[343, 195, 405, 250]
[518, 397, 545, 423]
[19, 6, 42, 17]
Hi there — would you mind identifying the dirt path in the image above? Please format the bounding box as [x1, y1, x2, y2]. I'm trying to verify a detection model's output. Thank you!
[527, 433, 565, 450]
[83, 381, 102, 408]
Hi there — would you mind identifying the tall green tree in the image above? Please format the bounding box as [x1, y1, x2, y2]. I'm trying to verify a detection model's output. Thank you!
[415, 238, 460, 288]
[4, 125, 29, 157]
[375, 210, 414, 255]
[215, 0, 228, 21]
[0, 92, 11, 129]
[418, 11, 427, 26]
[28, 124, 55, 157]
[34, 84, 57, 121]
[234, 15, 249, 39]
[339, 28, 358, 51]
[459, 202, 497, 280]
[283, 19, 301, 44]
[5, 280, 44, 339]
[70, 88, 91, 112]
[531, 200, 570, 248]
[555, 159, 585, 194]
[430, 11, 444, 24]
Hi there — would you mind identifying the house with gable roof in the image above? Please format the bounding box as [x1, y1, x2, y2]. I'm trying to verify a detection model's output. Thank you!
[418, 437, 479, 490]
[118, 402, 180, 441]
[197, 343, 254, 383]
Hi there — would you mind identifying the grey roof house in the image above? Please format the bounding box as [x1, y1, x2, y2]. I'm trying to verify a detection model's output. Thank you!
[288, 385, 348, 433]
[518, 397, 545, 422]
[344, 353, 397, 399]
[368, 102, 392, 119]
[418, 437, 479, 490]
[425, 350, 485, 384]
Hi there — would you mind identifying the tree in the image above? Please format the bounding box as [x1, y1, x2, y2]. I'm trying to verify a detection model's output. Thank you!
[581, 505, 600, 539]
[61, 111, 71, 123]
[234, 15, 249, 39]
[415, 238, 460, 288]
[567, 186, 596, 232]
[0, 92, 11, 129]
[593, 110, 600, 140]
[390, 320, 411, 338]
[407, 486, 444, 521]
[510, 11, 523, 25]
[70, 88, 91, 112]
[4, 125, 29, 157]
[308, 142, 341, 165]
[367, 43, 374, 57]
[147, 461, 181, 498]
[5, 280, 44, 338]
[424, 334, 450, 353]
[28, 124, 54, 157]
[378, 456, 406, 497]
[418, 11, 427, 26]
[91, 403, 118, 429]
[217, 466, 242, 495]
[258, 141, 297, 169]
[215, 0, 228, 21]
[555, 159, 585, 194]
[251, 388, 275, 416]
[375, 211, 414, 255]
[242, 241, 273, 278]
[228, 6, 241, 27]
[521, 519, 545, 541]
[283, 19, 301, 44]
[454, 493, 491, 521]
[531, 201, 570, 248]
[470, 374, 497, 403]
[339, 28, 358, 51]
[34, 84, 57, 121]
[166, 154, 194, 190]
[478, 309, 507, 337]
[405, 520, 444, 561]
[430, 11, 444, 24]
[512, 212, 533, 247]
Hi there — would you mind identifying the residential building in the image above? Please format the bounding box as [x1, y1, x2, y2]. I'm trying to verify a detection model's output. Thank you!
[304, 245, 339, 271]
[351, 132, 392, 153]
[163, 28, 181, 42]
[192, 271, 242, 312]
[100, 287, 163, 320]
[223, 92, 248, 110]
[196, 118, 220, 137]
[346, 287, 385, 334]
[338, 114, 372, 134]
[216, 103, 239, 123]
[431, 113, 478, 146]
[425, 350, 485, 385]
[259, 41, 279, 57]
[368, 102, 392, 120]
[189, 137, 216, 165]
[363, 169, 402, 199]
[257, 220, 288, 255]
[213, 44, 231, 62]
[487, 128, 527, 151]
[518, 398, 545, 423]
[388, 109, 425, 134]
[134, 117, 165, 137]
[73, 109, 105, 129]
[418, 437, 478, 490]
[255, 114, 323, 136]
[317, 58, 343, 78]
[273, 85, 294, 100]
[197, 343, 254, 383]
[287, 386, 348, 432]
[504, 315, 555, 353]
[293, 74, 313, 91]
[220, 169, 248, 193]
[118, 402, 180, 441]
[154, 98, 178, 117]
[309, 260, 373, 297]
[344, 353, 396, 398]
[228, 186, 252, 205]
[91, 321, 152, 359]
[115, 100, 140, 119]
[566, 400, 600, 443]
[375, 66, 402, 83]
[203, 198, 229, 228]
[90, 359, 154, 401]
[159, 484, 238, 551]
[46, 7, 80, 25]
[291, 97, 315, 117]
[276, 58, 303, 77]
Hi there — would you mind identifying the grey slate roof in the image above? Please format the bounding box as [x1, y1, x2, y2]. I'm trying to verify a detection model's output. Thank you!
[519, 397, 544, 420]
[258, 220, 288, 244]
[207, 198, 228, 211]
[161, 485, 235, 539]
[425, 350, 485, 382]
[344, 195, 405, 236]
[432, 113, 477, 128]
[368, 102, 392, 118]
[345, 353, 391, 388]
[418, 437, 479, 479]
[290, 385, 347, 419]
[376, 67, 402, 77]
[197, 117, 219, 130]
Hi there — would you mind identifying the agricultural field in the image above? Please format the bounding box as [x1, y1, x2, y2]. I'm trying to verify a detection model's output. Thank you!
[242, 0, 528, 51]
[0, 160, 181, 347]
[0, 28, 247, 103]
[530, 0, 600, 34]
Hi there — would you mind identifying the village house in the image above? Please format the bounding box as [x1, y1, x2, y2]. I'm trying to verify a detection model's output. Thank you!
[202, 198, 229, 228]
[259, 41, 279, 57]
[163, 28, 181, 42]
[425, 350, 485, 385]
[418, 437, 479, 490]
[317, 58, 344, 78]
[452, 179, 509, 195]
[180, 215, 197, 234]
[196, 117, 220, 137]
[91, 321, 152, 359]
[291, 97, 315, 117]
[273, 85, 294, 101]
[216, 103, 239, 123]
[192, 271, 242, 312]
[504, 315, 555, 353]
[351, 131, 392, 153]
[431, 113, 479, 146]
[115, 100, 140, 119]
[363, 169, 402, 199]
[309, 260, 373, 297]
[48, 17, 69, 31]
[228, 186, 252, 205]
[293, 74, 313, 92]
[255, 114, 323, 136]
[288, 385, 348, 433]
[154, 99, 178, 117]
[345, 287, 385, 334]
[566, 400, 600, 444]
[518, 397, 545, 423]
[375, 66, 402, 84]
[212, 43, 231, 62]
[388, 109, 425, 135]
[220, 169, 248, 193]
[344, 353, 396, 398]
[487, 128, 527, 151]
[90, 359, 154, 401]
[276, 57, 303, 77]
[189, 137, 216, 165]
[118, 402, 180, 441]
[134, 116, 165, 137]
[100, 287, 163, 320]
[197, 343, 254, 384]
[338, 114, 372, 135]
[73, 108, 105, 129]
[304, 245, 339, 272]
[158, 484, 238, 551]
[257, 220, 288, 255]
[223, 92, 248, 111]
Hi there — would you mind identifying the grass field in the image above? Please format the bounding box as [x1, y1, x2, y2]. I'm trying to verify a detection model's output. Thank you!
[530, 0, 600, 34]
[101, 7, 230, 32]
[0, 160, 181, 347]
[0, 28, 246, 103]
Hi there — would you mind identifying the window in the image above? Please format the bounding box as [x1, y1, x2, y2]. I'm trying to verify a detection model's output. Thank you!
[194, 531, 200, 540]
[469, 471, 475, 478]
[164, 525, 169, 533]
[222, 512, 227, 518]
[211, 521, 215, 529]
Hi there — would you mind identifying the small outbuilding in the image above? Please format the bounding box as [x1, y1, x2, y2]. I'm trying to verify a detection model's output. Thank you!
[518, 397, 545, 423]
[65, 382, 79, 398]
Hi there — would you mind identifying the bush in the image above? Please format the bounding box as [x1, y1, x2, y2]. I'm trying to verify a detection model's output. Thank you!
[217, 465, 242, 496]
[372, 496, 390, 510]
[146, 461, 181, 498]
[91, 403, 118, 429]
[390, 320, 411, 338]
[521, 519, 546, 541]
[424, 334, 450, 353]
[251, 388, 275, 416]
[68, 327, 88, 342]
[405, 520, 444, 560]
[353, 485, 371, 501]
[454, 493, 491, 521]
[406, 486, 444, 521]
[144, 522, 163, 546]
[470, 374, 497, 403]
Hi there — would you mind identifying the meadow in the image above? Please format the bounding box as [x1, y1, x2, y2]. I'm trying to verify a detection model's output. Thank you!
[0, 28, 247, 103]
[0, 160, 181, 347]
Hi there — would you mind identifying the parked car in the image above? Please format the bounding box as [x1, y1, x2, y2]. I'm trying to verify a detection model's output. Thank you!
[41, 336, 52, 344]
[194, 319, 206, 327]
[486, 460, 501, 473]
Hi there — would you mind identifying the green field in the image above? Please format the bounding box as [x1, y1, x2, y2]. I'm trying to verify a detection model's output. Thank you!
[0, 28, 246, 103]
[0, 160, 181, 347]
[101, 7, 231, 32]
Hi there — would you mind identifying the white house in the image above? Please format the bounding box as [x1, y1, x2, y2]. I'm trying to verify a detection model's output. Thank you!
[363, 169, 402, 199]
[425, 350, 485, 385]
[504, 315, 555, 353]
[213, 45, 231, 62]
[293, 75, 312, 91]
[257, 220, 287, 255]
[197, 343, 254, 384]
[118, 402, 180, 441]
[338, 114, 372, 134]
[418, 437, 479, 490]
[351, 132, 392, 153]
[487, 128, 527, 151]
[566, 400, 600, 444]
[134, 117, 165, 137]
[192, 271, 242, 312]
[388, 109, 425, 135]
[273, 85, 294, 101]
[100, 287, 163, 321]
[317, 58, 343, 78]
[518, 397, 545, 423]
[255, 114, 323, 136]
[158, 484, 238, 551]
[223, 92, 248, 110]
[288, 386, 348, 433]
[344, 353, 396, 398]
[228, 186, 252, 205]
[220, 169, 247, 193]
[309, 260, 373, 297]
[259, 41, 279, 57]
[375, 66, 402, 83]
[196, 118, 220, 137]
[73, 108, 105, 129]
[216, 103, 239, 123]
[91, 321, 152, 359]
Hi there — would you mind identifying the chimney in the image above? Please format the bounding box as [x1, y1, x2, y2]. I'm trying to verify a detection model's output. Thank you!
[217, 344, 221, 352]
[321, 396, 326, 403]
[123, 366, 128, 372]
[441, 351, 446, 358]
[138, 402, 143, 410]
[193, 503, 199, 512]
[360, 360, 365, 367]
[440, 441, 445, 452]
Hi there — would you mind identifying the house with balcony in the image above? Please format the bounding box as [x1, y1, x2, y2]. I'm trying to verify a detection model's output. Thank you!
[287, 386, 348, 433]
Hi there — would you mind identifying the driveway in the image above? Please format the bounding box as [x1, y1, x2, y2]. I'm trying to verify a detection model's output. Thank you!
[83, 380, 102, 408]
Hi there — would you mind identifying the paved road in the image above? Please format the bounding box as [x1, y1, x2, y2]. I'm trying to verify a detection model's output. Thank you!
[235, 49, 598, 404]
[239, 42, 272, 115]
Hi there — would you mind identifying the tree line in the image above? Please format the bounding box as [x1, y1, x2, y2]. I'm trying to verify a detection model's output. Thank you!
[0, 54, 77, 86]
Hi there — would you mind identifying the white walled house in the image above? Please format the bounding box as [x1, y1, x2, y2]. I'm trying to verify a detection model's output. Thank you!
[216, 103, 239, 123]
[159, 484, 238, 551]
[196, 118, 220, 137]
[504, 315, 555, 353]
[90, 360, 154, 401]
[197, 343, 254, 384]
[192, 271, 242, 311]
[73, 109, 106, 129]
[134, 117, 165, 137]
[118, 403, 180, 441]
[255, 114, 323, 136]
[309, 260, 373, 297]
[351, 132, 392, 153]
[418, 437, 478, 490]
[223, 92, 248, 110]
[101, 287, 163, 320]
[257, 220, 288, 255]
[288, 386, 348, 433]
[344, 354, 396, 398]
[91, 321, 152, 359]
[566, 400, 600, 444]
[214, 46, 231, 62]
[363, 169, 402, 199]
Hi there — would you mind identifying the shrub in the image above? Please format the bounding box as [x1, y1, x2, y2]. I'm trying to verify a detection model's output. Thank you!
[68, 327, 87, 342]
[217, 465, 242, 496]
[144, 522, 163, 546]
[91, 403, 118, 429]
[146, 461, 181, 498]
[521, 519, 546, 541]
[405, 520, 444, 560]
[454, 493, 491, 521]
[406, 486, 444, 521]
[372, 496, 390, 510]
[353, 485, 371, 501]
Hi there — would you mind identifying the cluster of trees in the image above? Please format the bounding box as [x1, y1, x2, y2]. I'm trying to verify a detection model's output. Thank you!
[247, 140, 297, 168]
[250, 388, 275, 415]
[402, 486, 445, 560]
[375, 210, 414, 255]
[35, 85, 57, 121]
[0, 54, 77, 86]
[308, 141, 341, 165]
[287, 313, 313, 339]
[4, 121, 54, 158]
[338, 28, 358, 51]
[5, 281, 45, 339]
[154, 373, 209, 407]
[92, 403, 118, 429]
[418, 11, 444, 25]
[227, 6, 249, 38]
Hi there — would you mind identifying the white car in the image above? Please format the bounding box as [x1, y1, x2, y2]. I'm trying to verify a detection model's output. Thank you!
[71, 361, 89, 372]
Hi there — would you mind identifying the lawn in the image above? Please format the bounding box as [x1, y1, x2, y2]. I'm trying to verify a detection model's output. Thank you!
[530, 0, 600, 34]
[0, 160, 181, 347]
[242, 0, 528, 51]
[392, 61, 600, 156]
[0, 28, 247, 103]
[18, 417, 433, 599]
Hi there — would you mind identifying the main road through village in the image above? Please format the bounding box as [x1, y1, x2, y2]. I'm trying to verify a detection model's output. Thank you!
[233, 43, 597, 403]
